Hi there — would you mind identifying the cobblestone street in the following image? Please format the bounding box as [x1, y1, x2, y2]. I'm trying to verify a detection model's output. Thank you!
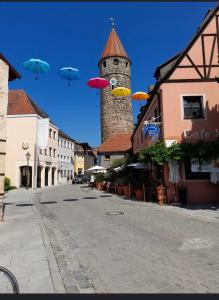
[1, 184, 219, 293]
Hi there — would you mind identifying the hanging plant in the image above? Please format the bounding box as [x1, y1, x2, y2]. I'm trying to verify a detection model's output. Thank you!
[139, 141, 169, 166]
[139, 139, 219, 167]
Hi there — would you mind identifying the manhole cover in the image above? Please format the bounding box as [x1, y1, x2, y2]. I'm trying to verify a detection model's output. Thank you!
[105, 211, 124, 216]
[179, 238, 214, 251]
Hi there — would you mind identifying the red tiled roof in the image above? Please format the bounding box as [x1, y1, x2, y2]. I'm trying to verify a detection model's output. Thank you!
[8, 90, 49, 119]
[100, 28, 129, 62]
[97, 133, 132, 153]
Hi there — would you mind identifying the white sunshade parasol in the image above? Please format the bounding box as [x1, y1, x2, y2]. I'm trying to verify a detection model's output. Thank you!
[86, 165, 106, 173]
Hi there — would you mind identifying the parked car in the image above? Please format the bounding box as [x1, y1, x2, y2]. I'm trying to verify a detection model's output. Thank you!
[73, 175, 86, 184]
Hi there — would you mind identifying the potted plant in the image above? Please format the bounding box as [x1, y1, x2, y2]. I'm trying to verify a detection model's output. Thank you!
[116, 172, 125, 196]
[132, 169, 147, 201]
[95, 172, 105, 190]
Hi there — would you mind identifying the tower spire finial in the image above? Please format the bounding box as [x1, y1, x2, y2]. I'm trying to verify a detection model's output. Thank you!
[109, 17, 115, 29]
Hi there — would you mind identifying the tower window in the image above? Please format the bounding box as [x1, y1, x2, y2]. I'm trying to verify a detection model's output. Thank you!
[103, 61, 106, 67]
[113, 58, 119, 65]
[126, 62, 128, 67]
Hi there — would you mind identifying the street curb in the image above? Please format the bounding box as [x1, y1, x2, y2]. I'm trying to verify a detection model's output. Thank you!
[39, 219, 66, 293]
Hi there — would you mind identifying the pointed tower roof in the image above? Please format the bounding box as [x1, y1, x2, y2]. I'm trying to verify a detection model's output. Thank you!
[99, 28, 130, 63]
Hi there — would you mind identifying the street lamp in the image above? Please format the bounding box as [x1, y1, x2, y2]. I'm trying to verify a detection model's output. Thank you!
[26, 152, 31, 189]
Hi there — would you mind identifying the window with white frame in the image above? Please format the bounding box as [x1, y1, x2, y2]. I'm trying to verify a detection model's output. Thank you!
[182, 95, 204, 119]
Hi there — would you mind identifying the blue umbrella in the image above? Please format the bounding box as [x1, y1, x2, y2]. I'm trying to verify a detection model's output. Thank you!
[23, 58, 50, 80]
[58, 67, 79, 86]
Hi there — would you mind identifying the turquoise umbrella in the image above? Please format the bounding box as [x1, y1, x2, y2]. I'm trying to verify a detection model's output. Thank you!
[23, 58, 50, 80]
[58, 67, 79, 86]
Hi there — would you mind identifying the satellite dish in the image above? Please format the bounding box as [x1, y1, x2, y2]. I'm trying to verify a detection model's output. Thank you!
[110, 78, 117, 86]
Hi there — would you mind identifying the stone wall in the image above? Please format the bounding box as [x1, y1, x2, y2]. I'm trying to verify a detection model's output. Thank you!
[0, 60, 9, 220]
[99, 57, 134, 142]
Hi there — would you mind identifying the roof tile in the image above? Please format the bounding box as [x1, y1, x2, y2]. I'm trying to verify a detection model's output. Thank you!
[100, 28, 129, 61]
[97, 133, 132, 153]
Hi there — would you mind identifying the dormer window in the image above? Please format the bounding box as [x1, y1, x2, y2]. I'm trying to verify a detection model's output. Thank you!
[113, 58, 119, 65]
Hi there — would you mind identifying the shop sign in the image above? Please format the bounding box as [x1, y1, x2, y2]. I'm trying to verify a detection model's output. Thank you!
[183, 129, 219, 140]
[144, 124, 160, 136]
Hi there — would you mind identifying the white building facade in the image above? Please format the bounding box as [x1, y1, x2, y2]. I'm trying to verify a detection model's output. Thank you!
[58, 130, 75, 183]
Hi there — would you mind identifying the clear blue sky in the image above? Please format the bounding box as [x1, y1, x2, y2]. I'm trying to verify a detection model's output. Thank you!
[1, 1, 216, 147]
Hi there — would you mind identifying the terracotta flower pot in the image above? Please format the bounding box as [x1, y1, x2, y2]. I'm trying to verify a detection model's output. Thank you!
[99, 182, 103, 190]
[156, 185, 166, 196]
[117, 185, 124, 196]
[123, 185, 129, 197]
[102, 181, 107, 191]
[157, 195, 166, 205]
[135, 188, 144, 200]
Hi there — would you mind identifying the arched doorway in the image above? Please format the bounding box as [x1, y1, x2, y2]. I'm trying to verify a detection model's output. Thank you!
[20, 166, 32, 188]
[37, 166, 43, 188]
[45, 167, 50, 186]
[52, 167, 56, 185]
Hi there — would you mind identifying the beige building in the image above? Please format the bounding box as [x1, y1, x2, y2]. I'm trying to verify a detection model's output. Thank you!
[0, 53, 20, 219]
[74, 142, 85, 175]
[6, 90, 58, 188]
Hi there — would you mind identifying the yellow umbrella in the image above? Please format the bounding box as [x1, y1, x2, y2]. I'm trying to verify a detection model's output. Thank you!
[111, 87, 131, 97]
[131, 92, 150, 100]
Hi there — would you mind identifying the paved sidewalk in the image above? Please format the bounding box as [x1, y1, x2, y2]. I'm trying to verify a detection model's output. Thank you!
[0, 188, 65, 293]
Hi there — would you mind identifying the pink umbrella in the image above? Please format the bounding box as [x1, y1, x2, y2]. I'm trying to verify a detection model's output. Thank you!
[87, 77, 109, 89]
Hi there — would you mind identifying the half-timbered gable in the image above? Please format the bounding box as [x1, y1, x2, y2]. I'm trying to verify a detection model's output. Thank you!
[167, 7, 219, 82]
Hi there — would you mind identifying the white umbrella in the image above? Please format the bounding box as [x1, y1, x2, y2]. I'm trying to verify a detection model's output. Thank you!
[86, 165, 106, 173]
[168, 159, 180, 183]
[127, 162, 146, 169]
[114, 166, 125, 172]
[168, 159, 180, 203]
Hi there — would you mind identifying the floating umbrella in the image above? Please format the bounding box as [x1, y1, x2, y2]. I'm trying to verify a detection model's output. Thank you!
[87, 77, 109, 89]
[131, 92, 150, 100]
[58, 67, 79, 86]
[23, 58, 50, 80]
[131, 91, 150, 108]
[111, 87, 131, 97]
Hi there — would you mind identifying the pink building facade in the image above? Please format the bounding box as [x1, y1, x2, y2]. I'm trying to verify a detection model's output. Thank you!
[132, 4, 219, 203]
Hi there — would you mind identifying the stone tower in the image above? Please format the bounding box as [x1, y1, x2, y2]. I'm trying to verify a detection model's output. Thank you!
[98, 26, 134, 143]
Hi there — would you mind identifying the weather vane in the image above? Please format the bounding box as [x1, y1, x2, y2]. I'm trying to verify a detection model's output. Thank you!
[109, 17, 115, 28]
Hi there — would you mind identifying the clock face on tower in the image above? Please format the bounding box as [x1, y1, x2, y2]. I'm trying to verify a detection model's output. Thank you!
[22, 142, 29, 150]
[110, 78, 117, 86]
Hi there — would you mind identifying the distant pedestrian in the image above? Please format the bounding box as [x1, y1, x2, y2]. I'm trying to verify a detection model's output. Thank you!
[67, 176, 70, 182]
[90, 174, 95, 189]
